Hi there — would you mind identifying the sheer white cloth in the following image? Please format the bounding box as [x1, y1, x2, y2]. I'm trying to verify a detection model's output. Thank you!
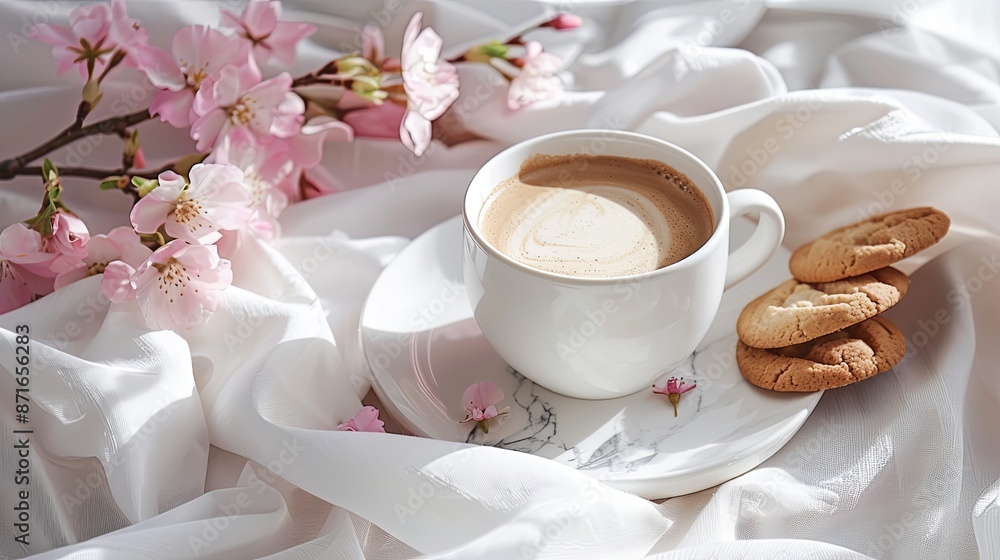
[1, 1, 998, 558]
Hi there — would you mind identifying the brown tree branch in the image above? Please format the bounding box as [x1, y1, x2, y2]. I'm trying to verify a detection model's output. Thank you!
[19, 160, 177, 180]
[0, 108, 152, 180]
[14, 160, 179, 202]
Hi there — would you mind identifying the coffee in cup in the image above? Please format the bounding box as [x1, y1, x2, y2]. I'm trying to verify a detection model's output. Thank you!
[463, 130, 785, 399]
[478, 154, 714, 278]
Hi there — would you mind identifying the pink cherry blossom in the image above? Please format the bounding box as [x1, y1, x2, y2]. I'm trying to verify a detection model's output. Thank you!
[100, 259, 136, 304]
[652, 377, 696, 417]
[139, 25, 250, 128]
[130, 163, 253, 245]
[44, 211, 90, 275]
[55, 227, 151, 291]
[32, 0, 147, 80]
[541, 14, 583, 31]
[0, 224, 58, 314]
[337, 406, 386, 433]
[107, 0, 149, 52]
[284, 115, 352, 166]
[191, 64, 304, 151]
[343, 100, 405, 140]
[507, 41, 563, 110]
[211, 229, 241, 261]
[221, 0, 315, 66]
[211, 129, 291, 239]
[32, 2, 111, 77]
[399, 13, 459, 157]
[212, 128, 292, 201]
[212, 113, 350, 205]
[274, 116, 353, 202]
[460, 381, 510, 434]
[101, 240, 232, 330]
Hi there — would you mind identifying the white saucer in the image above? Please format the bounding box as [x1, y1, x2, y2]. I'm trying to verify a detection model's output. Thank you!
[361, 216, 822, 499]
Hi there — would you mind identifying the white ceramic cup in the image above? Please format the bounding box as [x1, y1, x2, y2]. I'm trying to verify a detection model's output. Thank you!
[462, 130, 784, 400]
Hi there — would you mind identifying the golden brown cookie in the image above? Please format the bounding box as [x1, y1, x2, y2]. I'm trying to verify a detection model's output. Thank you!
[736, 267, 909, 349]
[737, 316, 906, 392]
[789, 207, 950, 283]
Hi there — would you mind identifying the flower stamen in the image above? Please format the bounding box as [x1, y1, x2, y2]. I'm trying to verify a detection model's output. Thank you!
[230, 96, 258, 126]
[87, 262, 108, 276]
[174, 198, 205, 231]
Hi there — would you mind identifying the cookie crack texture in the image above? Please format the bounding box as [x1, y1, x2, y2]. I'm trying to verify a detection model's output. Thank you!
[789, 207, 950, 283]
[737, 268, 908, 349]
[772, 362, 793, 387]
[736, 317, 906, 392]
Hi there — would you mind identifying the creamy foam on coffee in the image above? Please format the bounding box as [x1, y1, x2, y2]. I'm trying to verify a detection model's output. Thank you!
[479, 154, 714, 278]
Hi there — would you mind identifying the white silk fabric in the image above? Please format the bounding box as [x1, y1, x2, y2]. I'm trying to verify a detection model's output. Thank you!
[1, 1, 999, 559]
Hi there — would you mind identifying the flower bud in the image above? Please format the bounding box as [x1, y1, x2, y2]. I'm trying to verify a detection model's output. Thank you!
[123, 129, 140, 158]
[130, 176, 159, 198]
[335, 56, 378, 77]
[350, 75, 388, 104]
[82, 79, 103, 109]
[42, 158, 59, 185]
[464, 41, 509, 63]
[542, 13, 583, 30]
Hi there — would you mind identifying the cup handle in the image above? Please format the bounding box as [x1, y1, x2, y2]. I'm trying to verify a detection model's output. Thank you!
[724, 189, 785, 289]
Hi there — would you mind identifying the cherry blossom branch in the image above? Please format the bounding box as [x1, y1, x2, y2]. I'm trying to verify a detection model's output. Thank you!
[19, 166, 124, 180]
[17, 159, 181, 202]
[291, 60, 344, 88]
[2, 61, 336, 186]
[0, 108, 152, 181]
[19, 161, 174, 181]
[291, 73, 350, 88]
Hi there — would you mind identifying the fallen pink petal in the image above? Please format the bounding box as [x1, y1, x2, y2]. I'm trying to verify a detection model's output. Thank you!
[653, 377, 697, 417]
[338, 406, 386, 433]
[461, 381, 511, 434]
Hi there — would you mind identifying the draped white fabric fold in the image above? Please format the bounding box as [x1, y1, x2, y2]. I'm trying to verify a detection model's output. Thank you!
[1, 0, 999, 558]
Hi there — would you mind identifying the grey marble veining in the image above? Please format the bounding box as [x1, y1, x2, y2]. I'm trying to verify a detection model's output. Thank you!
[466, 370, 570, 455]
[465, 350, 706, 474]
